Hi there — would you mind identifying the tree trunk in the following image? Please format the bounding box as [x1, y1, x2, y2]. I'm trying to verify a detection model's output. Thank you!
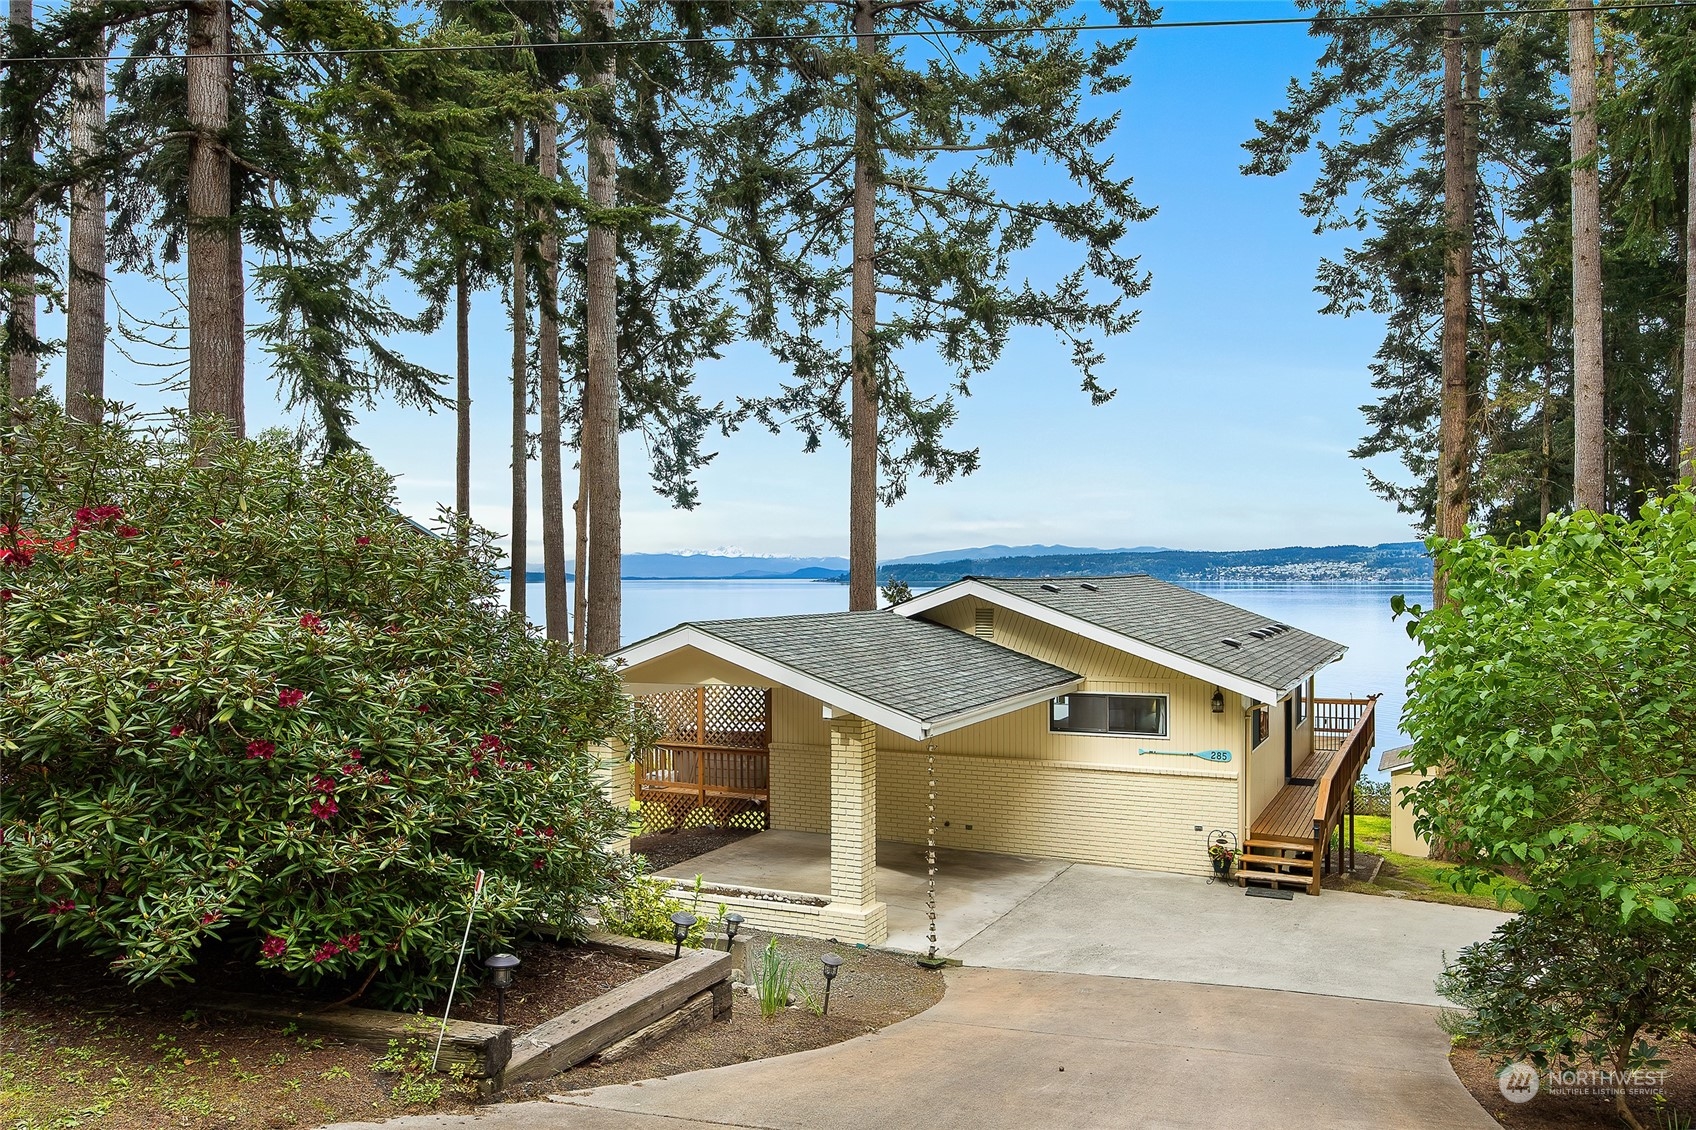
[580, 0, 622, 654]
[848, 0, 879, 612]
[185, 0, 239, 430]
[6, 0, 37, 403]
[455, 257, 471, 533]
[1569, 0, 1605, 513]
[509, 122, 529, 622]
[65, 0, 105, 423]
[537, 113, 569, 643]
[1435, 0, 1471, 605]
[573, 492, 587, 650]
[1680, 97, 1696, 482]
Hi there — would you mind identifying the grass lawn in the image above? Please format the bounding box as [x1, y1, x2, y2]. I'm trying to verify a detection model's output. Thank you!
[1329, 815, 1526, 911]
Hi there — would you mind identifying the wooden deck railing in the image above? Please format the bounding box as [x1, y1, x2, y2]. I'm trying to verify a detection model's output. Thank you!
[1311, 695, 1376, 861]
[1242, 694, 1378, 895]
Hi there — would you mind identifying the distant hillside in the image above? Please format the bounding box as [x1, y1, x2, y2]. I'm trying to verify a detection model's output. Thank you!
[500, 553, 849, 582]
[886, 543, 1166, 565]
[879, 542, 1431, 586]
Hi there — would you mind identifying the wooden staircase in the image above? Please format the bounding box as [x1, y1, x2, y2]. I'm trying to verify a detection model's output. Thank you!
[1238, 697, 1377, 895]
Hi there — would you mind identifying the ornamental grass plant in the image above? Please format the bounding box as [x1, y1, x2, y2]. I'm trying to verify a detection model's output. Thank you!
[0, 399, 653, 1007]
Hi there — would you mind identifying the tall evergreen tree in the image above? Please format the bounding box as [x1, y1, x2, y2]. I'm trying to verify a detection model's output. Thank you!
[3, 0, 40, 403]
[699, 1, 1153, 609]
[1569, 0, 1605, 512]
[64, 0, 105, 422]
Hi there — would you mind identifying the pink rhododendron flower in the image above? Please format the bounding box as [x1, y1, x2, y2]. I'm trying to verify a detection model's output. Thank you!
[354, 536, 371, 547]
[312, 776, 336, 794]
[339, 932, 362, 953]
[479, 734, 503, 752]
[201, 912, 222, 925]
[299, 613, 324, 634]
[278, 688, 305, 709]
[0, 589, 11, 602]
[261, 935, 288, 959]
[117, 525, 141, 538]
[169, 725, 185, 738]
[246, 739, 276, 760]
[532, 858, 544, 870]
[312, 940, 342, 963]
[45, 898, 75, 915]
[485, 682, 504, 697]
[309, 799, 339, 820]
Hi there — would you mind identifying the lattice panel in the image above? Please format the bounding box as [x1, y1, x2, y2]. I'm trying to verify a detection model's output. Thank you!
[637, 687, 770, 747]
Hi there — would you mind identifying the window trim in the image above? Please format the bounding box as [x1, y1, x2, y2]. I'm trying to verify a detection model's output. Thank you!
[1294, 682, 1308, 726]
[1250, 702, 1271, 749]
[1048, 692, 1171, 739]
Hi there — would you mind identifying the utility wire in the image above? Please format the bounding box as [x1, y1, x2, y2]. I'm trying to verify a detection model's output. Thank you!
[1, 1, 1692, 67]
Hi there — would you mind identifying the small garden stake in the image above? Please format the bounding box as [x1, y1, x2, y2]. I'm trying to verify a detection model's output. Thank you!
[432, 870, 485, 1071]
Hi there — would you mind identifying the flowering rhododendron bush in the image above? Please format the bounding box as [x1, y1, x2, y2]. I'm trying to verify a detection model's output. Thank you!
[0, 402, 642, 1006]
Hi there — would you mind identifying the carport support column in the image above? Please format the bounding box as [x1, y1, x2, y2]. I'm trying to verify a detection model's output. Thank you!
[822, 714, 888, 945]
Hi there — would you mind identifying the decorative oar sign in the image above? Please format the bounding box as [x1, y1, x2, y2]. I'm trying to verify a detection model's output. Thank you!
[1137, 748, 1232, 763]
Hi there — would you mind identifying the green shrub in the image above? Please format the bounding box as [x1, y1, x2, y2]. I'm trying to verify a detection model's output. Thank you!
[598, 874, 716, 948]
[0, 401, 647, 1007]
[1353, 777, 1390, 818]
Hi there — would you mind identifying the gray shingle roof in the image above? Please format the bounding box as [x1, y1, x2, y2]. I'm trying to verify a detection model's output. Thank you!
[967, 575, 1345, 695]
[666, 610, 1079, 726]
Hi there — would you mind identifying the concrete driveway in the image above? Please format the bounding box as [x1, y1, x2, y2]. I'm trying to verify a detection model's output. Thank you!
[952, 863, 1511, 1007]
[660, 832, 1511, 1006]
[325, 967, 1496, 1130]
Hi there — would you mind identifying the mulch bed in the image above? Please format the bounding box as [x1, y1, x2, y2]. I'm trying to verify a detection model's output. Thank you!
[1, 934, 463, 1129]
[434, 940, 652, 1031]
[537, 930, 945, 1093]
[631, 826, 758, 873]
[1451, 1040, 1696, 1128]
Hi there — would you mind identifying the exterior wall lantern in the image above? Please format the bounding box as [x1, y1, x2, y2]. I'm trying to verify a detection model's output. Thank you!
[1210, 688, 1224, 713]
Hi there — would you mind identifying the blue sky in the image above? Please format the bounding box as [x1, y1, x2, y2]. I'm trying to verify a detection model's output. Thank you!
[37, 1, 1412, 562]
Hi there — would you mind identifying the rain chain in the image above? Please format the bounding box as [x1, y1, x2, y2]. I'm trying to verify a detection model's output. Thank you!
[926, 744, 938, 960]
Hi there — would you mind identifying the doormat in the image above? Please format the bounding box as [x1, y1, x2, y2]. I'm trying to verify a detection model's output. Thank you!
[1244, 887, 1295, 901]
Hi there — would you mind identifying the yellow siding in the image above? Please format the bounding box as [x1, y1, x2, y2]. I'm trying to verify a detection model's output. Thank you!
[1390, 767, 1435, 858]
[1245, 696, 1289, 825]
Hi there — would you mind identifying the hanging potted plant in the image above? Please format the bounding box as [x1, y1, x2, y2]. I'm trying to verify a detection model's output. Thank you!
[1207, 831, 1237, 879]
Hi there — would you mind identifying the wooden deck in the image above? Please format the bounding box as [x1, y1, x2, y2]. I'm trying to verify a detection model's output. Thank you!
[1238, 697, 1378, 894]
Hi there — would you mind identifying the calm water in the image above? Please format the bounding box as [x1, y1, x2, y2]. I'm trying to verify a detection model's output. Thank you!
[504, 578, 1425, 778]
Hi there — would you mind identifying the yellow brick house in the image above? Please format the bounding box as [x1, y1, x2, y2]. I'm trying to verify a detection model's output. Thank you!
[608, 574, 1378, 945]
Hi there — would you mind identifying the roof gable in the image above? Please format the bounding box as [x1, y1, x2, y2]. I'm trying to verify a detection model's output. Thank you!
[896, 575, 1345, 701]
[613, 610, 1081, 740]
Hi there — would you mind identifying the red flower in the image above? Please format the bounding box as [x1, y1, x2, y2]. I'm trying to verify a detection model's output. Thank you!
[169, 725, 185, 738]
[116, 525, 141, 539]
[147, 682, 159, 691]
[377, 771, 391, 784]
[261, 935, 288, 959]
[479, 734, 503, 752]
[312, 775, 336, 794]
[74, 506, 96, 525]
[339, 932, 362, 953]
[416, 704, 429, 714]
[485, 682, 504, 697]
[299, 613, 324, 634]
[200, 911, 223, 926]
[278, 688, 305, 709]
[312, 940, 342, 963]
[522, 761, 534, 771]
[346, 748, 362, 761]
[309, 799, 339, 820]
[354, 536, 371, 547]
[0, 543, 34, 570]
[514, 826, 527, 837]
[45, 898, 76, 916]
[245, 739, 276, 761]
[383, 624, 399, 635]
[94, 504, 123, 521]
[540, 827, 555, 839]
[0, 589, 12, 602]
[211, 516, 225, 527]
[532, 858, 544, 870]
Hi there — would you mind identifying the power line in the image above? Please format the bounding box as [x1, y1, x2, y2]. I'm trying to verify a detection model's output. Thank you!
[1, 1, 1691, 67]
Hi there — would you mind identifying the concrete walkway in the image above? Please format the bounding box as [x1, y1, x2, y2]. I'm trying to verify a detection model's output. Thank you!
[659, 832, 1510, 1006]
[324, 968, 1497, 1130]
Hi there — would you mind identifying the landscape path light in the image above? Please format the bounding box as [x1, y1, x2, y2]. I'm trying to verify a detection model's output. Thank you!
[723, 912, 744, 952]
[821, 952, 843, 1016]
[482, 952, 520, 1025]
[670, 911, 697, 960]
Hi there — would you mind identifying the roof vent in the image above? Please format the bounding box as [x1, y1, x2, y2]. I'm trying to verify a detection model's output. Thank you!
[973, 606, 994, 639]
[1040, 583, 1061, 593]
[1222, 638, 1242, 648]
[1079, 582, 1099, 592]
